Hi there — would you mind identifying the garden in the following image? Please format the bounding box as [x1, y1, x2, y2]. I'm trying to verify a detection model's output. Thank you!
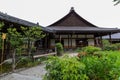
[44, 41, 120, 80]
[1, 20, 120, 80]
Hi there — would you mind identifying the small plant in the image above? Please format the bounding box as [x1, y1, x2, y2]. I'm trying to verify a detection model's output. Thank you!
[55, 43, 63, 56]
[77, 52, 87, 58]
[75, 47, 82, 53]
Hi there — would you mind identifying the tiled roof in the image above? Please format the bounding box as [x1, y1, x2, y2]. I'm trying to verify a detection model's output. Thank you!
[47, 7, 120, 34]
[48, 7, 97, 27]
[0, 12, 53, 32]
[47, 26, 120, 33]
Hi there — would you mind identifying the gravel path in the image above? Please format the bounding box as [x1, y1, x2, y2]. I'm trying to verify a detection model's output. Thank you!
[0, 64, 46, 80]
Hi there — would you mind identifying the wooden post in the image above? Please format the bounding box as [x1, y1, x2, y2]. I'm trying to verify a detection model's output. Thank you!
[68, 34, 69, 48]
[1, 33, 6, 74]
[94, 35, 96, 46]
[109, 33, 112, 44]
[71, 34, 72, 48]
[100, 36, 103, 48]
[45, 33, 48, 52]
[59, 34, 61, 42]
[47, 33, 49, 49]
[85, 34, 88, 46]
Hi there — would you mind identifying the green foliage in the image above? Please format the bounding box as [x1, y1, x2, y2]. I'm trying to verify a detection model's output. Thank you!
[80, 55, 120, 80]
[102, 40, 110, 46]
[75, 47, 82, 53]
[21, 26, 45, 55]
[0, 22, 4, 49]
[16, 57, 31, 68]
[7, 28, 23, 48]
[102, 40, 120, 51]
[113, 0, 120, 5]
[82, 46, 101, 55]
[21, 26, 45, 41]
[1, 62, 12, 74]
[55, 43, 63, 56]
[103, 44, 118, 51]
[44, 56, 88, 80]
[44, 51, 120, 80]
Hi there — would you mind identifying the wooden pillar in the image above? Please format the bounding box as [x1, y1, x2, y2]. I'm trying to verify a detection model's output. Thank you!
[85, 34, 88, 46]
[59, 34, 61, 42]
[76, 34, 78, 38]
[94, 35, 96, 46]
[100, 36, 103, 48]
[109, 33, 112, 44]
[45, 33, 48, 50]
[68, 34, 69, 48]
[71, 34, 72, 48]
[47, 33, 50, 49]
[76, 34, 78, 48]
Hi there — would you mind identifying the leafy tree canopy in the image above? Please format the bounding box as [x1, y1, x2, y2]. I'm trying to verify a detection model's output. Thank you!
[113, 0, 120, 5]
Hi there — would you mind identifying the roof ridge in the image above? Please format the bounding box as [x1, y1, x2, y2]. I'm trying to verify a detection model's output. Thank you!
[47, 7, 98, 27]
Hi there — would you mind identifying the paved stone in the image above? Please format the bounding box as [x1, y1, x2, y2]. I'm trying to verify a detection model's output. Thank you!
[0, 73, 41, 80]
[0, 64, 46, 80]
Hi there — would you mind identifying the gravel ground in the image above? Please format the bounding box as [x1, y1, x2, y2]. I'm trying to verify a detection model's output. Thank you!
[0, 64, 46, 80]
[0, 53, 78, 80]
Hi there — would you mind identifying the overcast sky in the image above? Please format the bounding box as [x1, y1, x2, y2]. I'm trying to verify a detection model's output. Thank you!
[0, 0, 120, 28]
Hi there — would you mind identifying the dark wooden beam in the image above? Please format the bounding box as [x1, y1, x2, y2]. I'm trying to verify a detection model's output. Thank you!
[71, 34, 72, 48]
[100, 36, 103, 48]
[109, 33, 112, 44]
[68, 34, 69, 48]
[94, 35, 96, 46]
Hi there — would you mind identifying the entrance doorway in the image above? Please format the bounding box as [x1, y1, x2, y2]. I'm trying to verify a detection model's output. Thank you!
[76, 39, 88, 47]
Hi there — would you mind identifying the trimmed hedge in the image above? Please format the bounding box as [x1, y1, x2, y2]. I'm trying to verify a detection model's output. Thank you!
[55, 43, 63, 56]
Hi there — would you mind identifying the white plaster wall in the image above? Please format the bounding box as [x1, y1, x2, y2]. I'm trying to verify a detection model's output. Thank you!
[72, 35, 76, 38]
[78, 35, 85, 38]
[64, 39, 68, 47]
[88, 39, 94, 46]
[61, 35, 68, 38]
[87, 35, 94, 38]
[72, 39, 76, 47]
[50, 39, 55, 46]
[55, 35, 59, 38]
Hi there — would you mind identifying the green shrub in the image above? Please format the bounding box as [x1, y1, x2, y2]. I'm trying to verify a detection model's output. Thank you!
[82, 46, 101, 55]
[80, 55, 120, 80]
[44, 51, 120, 80]
[44, 56, 88, 80]
[16, 57, 32, 68]
[55, 43, 63, 56]
[102, 40, 120, 51]
[1, 62, 12, 74]
[103, 43, 120, 51]
[75, 47, 82, 53]
[102, 40, 110, 47]
[114, 43, 120, 50]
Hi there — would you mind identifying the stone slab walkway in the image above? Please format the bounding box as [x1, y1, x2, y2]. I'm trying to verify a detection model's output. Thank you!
[0, 64, 46, 80]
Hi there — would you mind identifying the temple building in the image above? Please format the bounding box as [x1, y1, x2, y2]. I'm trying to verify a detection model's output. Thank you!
[43, 7, 120, 50]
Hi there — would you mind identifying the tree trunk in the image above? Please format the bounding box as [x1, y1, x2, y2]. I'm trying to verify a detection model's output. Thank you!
[12, 49, 16, 72]
[28, 39, 31, 58]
